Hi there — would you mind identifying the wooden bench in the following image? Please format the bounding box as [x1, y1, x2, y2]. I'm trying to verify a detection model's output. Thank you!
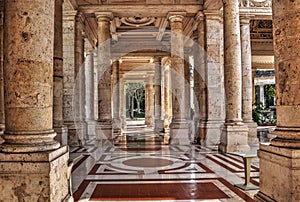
[229, 152, 259, 191]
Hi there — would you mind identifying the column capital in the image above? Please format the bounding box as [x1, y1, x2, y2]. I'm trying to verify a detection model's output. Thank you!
[167, 12, 186, 23]
[195, 11, 204, 23]
[203, 10, 222, 20]
[95, 12, 114, 22]
[239, 15, 253, 25]
[63, 10, 77, 20]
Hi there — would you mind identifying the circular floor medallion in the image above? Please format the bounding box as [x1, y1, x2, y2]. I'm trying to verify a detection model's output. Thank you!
[123, 157, 173, 168]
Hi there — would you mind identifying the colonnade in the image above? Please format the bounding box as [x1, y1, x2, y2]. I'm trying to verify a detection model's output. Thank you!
[2, 0, 300, 201]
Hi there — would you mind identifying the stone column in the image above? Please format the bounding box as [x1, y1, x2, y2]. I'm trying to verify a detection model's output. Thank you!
[154, 56, 164, 132]
[240, 16, 258, 144]
[94, 51, 99, 121]
[259, 85, 265, 106]
[85, 49, 97, 139]
[193, 12, 206, 145]
[219, 0, 249, 152]
[63, 11, 85, 146]
[0, 0, 69, 201]
[53, 0, 68, 145]
[0, 0, 4, 143]
[120, 74, 126, 128]
[145, 81, 154, 127]
[163, 63, 172, 144]
[200, 10, 226, 146]
[168, 12, 191, 145]
[75, 13, 87, 143]
[95, 12, 113, 140]
[254, 1, 300, 201]
[184, 53, 191, 120]
[112, 59, 121, 135]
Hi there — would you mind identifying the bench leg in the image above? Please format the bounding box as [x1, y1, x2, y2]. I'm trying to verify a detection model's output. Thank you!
[235, 157, 259, 190]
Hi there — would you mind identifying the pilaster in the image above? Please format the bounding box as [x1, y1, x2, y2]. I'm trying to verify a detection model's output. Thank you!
[63, 11, 85, 146]
[198, 10, 226, 147]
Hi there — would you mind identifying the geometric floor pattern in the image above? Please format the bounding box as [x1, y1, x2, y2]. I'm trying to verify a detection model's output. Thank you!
[71, 128, 259, 202]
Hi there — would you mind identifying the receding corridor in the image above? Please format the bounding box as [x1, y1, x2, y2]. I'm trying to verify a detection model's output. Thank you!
[71, 125, 259, 201]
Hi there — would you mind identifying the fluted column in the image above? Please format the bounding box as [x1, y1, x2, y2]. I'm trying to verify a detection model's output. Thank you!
[85, 48, 97, 139]
[0, 0, 69, 200]
[240, 16, 258, 144]
[255, 1, 300, 201]
[145, 81, 154, 127]
[53, 0, 68, 145]
[168, 12, 191, 145]
[0, 0, 4, 143]
[154, 56, 164, 132]
[219, 0, 249, 152]
[112, 59, 121, 135]
[96, 12, 113, 140]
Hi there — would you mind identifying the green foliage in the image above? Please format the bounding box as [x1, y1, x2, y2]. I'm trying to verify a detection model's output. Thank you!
[252, 102, 277, 125]
[265, 84, 276, 100]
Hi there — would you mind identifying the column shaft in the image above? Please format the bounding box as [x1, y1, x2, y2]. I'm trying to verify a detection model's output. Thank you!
[219, 0, 249, 152]
[168, 12, 191, 145]
[112, 60, 121, 134]
[223, 0, 243, 124]
[255, 1, 300, 201]
[154, 57, 164, 131]
[145, 82, 154, 127]
[184, 54, 191, 120]
[96, 12, 113, 140]
[240, 16, 258, 144]
[85, 49, 97, 138]
[1, 0, 60, 152]
[169, 13, 186, 120]
[53, 0, 68, 145]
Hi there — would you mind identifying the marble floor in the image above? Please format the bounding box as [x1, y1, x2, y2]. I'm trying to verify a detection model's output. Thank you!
[71, 127, 260, 202]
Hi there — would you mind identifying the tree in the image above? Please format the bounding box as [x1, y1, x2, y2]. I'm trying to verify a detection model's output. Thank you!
[133, 83, 145, 113]
[125, 82, 145, 119]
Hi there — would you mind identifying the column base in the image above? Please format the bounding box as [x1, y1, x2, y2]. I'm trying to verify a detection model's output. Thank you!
[254, 144, 300, 202]
[219, 124, 250, 153]
[65, 122, 85, 147]
[54, 125, 68, 146]
[169, 120, 192, 145]
[86, 120, 97, 140]
[0, 130, 60, 153]
[0, 146, 71, 201]
[96, 121, 113, 140]
[112, 118, 121, 139]
[245, 121, 258, 144]
[197, 120, 225, 146]
[155, 119, 164, 132]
